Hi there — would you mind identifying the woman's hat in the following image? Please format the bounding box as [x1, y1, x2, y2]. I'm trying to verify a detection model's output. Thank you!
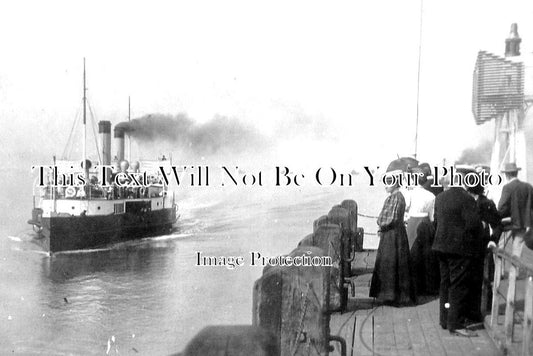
[385, 169, 403, 175]
[383, 169, 403, 186]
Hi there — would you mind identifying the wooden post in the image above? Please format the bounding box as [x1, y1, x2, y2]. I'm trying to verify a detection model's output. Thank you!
[327, 206, 357, 263]
[522, 276, 533, 356]
[314, 224, 347, 311]
[312, 224, 343, 264]
[339, 199, 358, 235]
[180, 325, 278, 356]
[252, 246, 333, 355]
[325, 207, 355, 310]
[484, 245, 533, 354]
[481, 252, 492, 316]
[297, 234, 314, 248]
[504, 263, 518, 346]
[491, 255, 502, 327]
[313, 215, 329, 232]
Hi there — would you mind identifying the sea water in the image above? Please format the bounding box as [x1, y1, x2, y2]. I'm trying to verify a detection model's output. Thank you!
[0, 173, 384, 355]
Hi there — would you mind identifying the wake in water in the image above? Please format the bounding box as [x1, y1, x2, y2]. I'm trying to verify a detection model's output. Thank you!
[3, 213, 205, 256]
[7, 235, 22, 242]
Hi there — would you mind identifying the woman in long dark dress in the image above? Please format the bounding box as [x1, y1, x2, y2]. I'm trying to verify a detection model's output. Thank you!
[408, 169, 440, 296]
[410, 218, 440, 296]
[369, 174, 416, 306]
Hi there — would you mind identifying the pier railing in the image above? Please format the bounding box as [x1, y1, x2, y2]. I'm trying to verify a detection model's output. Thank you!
[484, 243, 533, 356]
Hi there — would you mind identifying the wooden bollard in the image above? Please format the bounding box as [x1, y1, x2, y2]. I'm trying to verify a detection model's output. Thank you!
[314, 202, 357, 239]
[253, 246, 344, 355]
[340, 200, 361, 253]
[313, 215, 329, 232]
[179, 325, 278, 356]
[355, 227, 364, 253]
[329, 266, 343, 311]
[328, 206, 358, 257]
[340, 200, 358, 234]
[298, 233, 314, 248]
[340, 200, 363, 252]
[312, 224, 343, 261]
[314, 223, 349, 310]
[296, 236, 343, 311]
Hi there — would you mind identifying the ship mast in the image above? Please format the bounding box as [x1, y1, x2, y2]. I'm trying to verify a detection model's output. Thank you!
[128, 96, 131, 161]
[414, 0, 423, 159]
[83, 58, 88, 183]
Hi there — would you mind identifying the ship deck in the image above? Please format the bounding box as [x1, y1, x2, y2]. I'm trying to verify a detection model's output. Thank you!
[329, 251, 501, 356]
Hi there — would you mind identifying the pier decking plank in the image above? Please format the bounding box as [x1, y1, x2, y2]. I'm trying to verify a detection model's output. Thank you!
[330, 300, 500, 356]
[328, 251, 501, 356]
[374, 308, 398, 354]
[352, 309, 375, 356]
[329, 311, 357, 355]
[415, 303, 446, 356]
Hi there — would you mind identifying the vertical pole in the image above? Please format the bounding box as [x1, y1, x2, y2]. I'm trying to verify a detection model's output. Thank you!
[504, 113, 511, 165]
[128, 96, 131, 161]
[53, 155, 57, 213]
[509, 110, 516, 164]
[414, 0, 424, 159]
[504, 261, 517, 346]
[489, 118, 503, 205]
[491, 255, 502, 327]
[481, 253, 491, 316]
[83, 58, 88, 187]
[514, 109, 528, 182]
[522, 276, 533, 356]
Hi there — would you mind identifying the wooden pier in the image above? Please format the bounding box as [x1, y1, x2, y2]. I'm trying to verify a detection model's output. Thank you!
[178, 200, 533, 356]
[330, 301, 499, 356]
[329, 252, 500, 356]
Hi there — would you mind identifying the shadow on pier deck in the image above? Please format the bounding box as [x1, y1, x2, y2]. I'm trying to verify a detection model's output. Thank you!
[329, 251, 500, 356]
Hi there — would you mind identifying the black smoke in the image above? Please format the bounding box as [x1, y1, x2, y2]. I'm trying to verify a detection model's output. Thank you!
[115, 113, 268, 155]
[456, 139, 492, 165]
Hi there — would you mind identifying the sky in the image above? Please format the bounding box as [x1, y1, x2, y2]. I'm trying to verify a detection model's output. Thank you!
[1, 0, 533, 171]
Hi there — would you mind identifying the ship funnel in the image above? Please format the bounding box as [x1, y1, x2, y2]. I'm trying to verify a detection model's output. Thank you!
[505, 23, 521, 57]
[98, 121, 111, 165]
[114, 126, 125, 162]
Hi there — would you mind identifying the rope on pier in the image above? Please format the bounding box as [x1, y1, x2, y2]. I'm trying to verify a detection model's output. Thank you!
[333, 310, 358, 335]
[358, 212, 379, 219]
[359, 305, 387, 356]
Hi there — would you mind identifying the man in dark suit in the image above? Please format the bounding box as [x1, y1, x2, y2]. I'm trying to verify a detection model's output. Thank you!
[433, 168, 482, 337]
[497, 162, 533, 257]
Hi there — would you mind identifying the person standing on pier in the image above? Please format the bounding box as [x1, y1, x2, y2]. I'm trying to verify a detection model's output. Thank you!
[432, 168, 481, 337]
[466, 171, 502, 324]
[370, 170, 416, 306]
[418, 162, 444, 196]
[407, 167, 439, 296]
[405, 166, 435, 249]
[497, 162, 533, 258]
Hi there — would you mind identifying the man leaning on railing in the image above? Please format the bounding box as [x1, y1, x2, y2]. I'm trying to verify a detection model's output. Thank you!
[496, 162, 533, 258]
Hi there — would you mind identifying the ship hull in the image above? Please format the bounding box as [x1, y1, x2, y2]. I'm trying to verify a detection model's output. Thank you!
[35, 207, 177, 253]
